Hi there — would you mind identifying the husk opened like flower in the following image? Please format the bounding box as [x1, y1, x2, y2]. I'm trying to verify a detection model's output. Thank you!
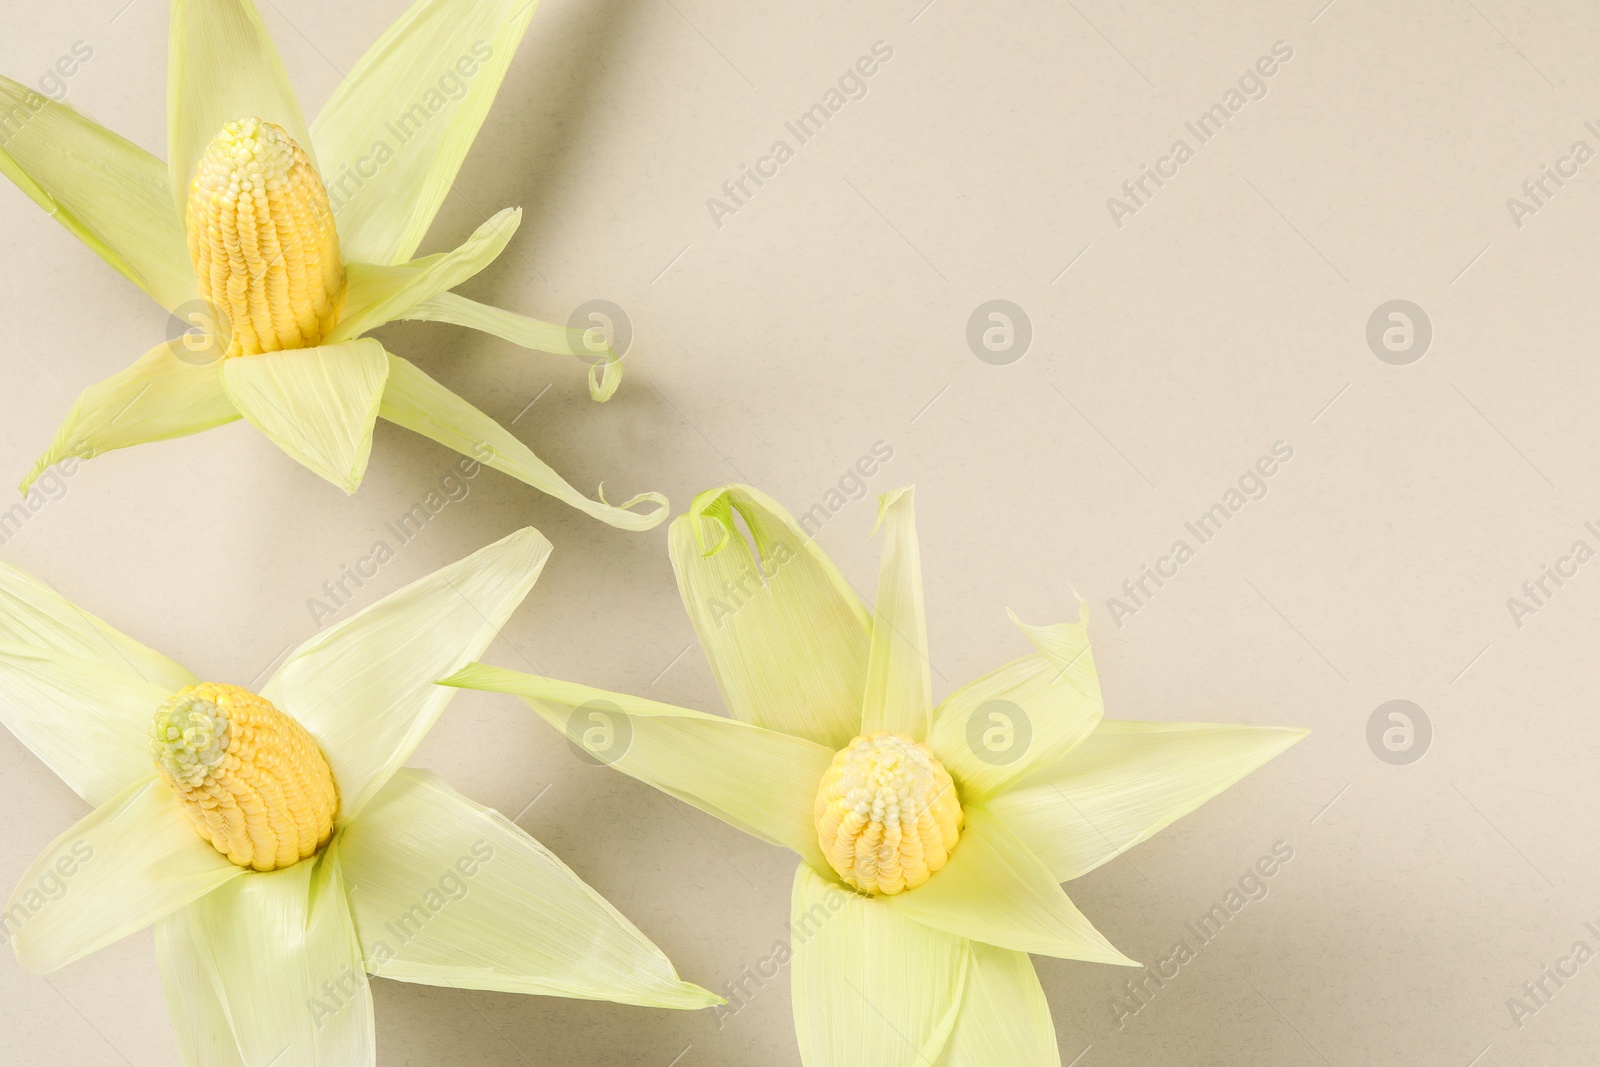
[0, 0, 664, 529]
[447, 485, 1307, 1066]
[0, 529, 715, 1066]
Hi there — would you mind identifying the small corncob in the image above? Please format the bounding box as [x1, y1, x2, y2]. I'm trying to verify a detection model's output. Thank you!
[814, 731, 963, 896]
[186, 117, 345, 358]
[150, 682, 338, 871]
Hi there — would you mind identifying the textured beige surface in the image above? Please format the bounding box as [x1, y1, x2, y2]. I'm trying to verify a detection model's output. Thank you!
[2, 0, 1596, 1064]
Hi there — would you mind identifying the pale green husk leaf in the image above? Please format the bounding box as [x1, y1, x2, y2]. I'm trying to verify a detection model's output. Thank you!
[310, 0, 543, 265]
[668, 484, 869, 749]
[7, 777, 244, 974]
[929, 605, 1103, 802]
[987, 719, 1308, 882]
[0, 644, 173, 807]
[0, 558, 196, 692]
[22, 343, 239, 494]
[336, 768, 717, 1008]
[378, 351, 667, 529]
[937, 941, 1060, 1067]
[882, 807, 1135, 965]
[264, 527, 549, 824]
[860, 487, 932, 741]
[220, 339, 389, 493]
[442, 664, 833, 870]
[157, 853, 373, 1066]
[790, 863, 968, 1067]
[330, 208, 520, 343]
[403, 291, 623, 402]
[0, 76, 194, 309]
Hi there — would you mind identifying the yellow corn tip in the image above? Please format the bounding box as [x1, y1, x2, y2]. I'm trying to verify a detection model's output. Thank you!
[149, 682, 338, 872]
[814, 731, 963, 896]
[186, 118, 345, 358]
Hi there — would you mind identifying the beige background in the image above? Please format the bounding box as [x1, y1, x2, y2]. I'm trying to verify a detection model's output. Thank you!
[2, 0, 1596, 1063]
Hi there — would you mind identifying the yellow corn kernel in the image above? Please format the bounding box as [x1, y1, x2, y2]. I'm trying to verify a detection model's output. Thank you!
[150, 682, 338, 872]
[814, 731, 963, 895]
[186, 118, 345, 358]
